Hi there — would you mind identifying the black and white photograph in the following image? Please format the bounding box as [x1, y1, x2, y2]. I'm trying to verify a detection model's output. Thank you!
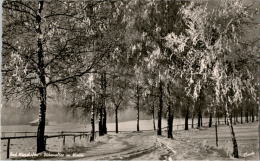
[1, 0, 260, 160]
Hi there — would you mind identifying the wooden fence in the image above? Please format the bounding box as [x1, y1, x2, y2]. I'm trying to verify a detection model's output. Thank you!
[174, 120, 226, 130]
[1, 131, 91, 137]
[1, 132, 91, 159]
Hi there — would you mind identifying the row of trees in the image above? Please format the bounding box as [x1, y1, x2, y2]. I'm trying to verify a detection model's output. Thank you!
[2, 0, 259, 158]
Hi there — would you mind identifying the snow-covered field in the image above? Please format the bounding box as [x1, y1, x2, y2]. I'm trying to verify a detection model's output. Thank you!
[1, 119, 166, 134]
[1, 119, 258, 160]
[159, 122, 259, 160]
[1, 117, 224, 135]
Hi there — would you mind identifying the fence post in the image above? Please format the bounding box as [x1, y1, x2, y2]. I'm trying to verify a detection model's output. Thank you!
[59, 131, 63, 139]
[44, 136, 47, 150]
[7, 138, 10, 159]
[63, 136, 65, 146]
[73, 136, 76, 143]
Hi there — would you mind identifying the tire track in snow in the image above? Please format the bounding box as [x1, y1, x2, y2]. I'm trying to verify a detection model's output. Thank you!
[75, 131, 172, 160]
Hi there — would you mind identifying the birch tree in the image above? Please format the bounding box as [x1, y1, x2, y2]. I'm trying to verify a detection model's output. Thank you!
[165, 0, 259, 157]
[2, 0, 105, 153]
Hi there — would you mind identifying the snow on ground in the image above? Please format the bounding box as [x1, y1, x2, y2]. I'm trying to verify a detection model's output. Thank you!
[156, 122, 259, 160]
[1, 120, 258, 160]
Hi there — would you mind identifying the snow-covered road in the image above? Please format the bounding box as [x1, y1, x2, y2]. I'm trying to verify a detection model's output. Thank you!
[56, 131, 173, 160]
[55, 132, 229, 160]
[62, 122, 258, 160]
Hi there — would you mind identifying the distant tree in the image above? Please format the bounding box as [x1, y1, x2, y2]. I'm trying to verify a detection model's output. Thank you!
[125, 0, 188, 136]
[142, 73, 158, 131]
[109, 69, 129, 133]
[131, 67, 145, 132]
[94, 0, 129, 136]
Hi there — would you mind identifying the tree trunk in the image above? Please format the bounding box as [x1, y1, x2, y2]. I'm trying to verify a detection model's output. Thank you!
[240, 109, 243, 124]
[209, 113, 212, 128]
[256, 54, 260, 157]
[115, 107, 118, 133]
[225, 113, 227, 125]
[192, 113, 194, 128]
[98, 105, 103, 136]
[233, 112, 236, 125]
[37, 87, 47, 153]
[36, 1, 46, 153]
[225, 104, 239, 158]
[102, 108, 107, 134]
[167, 104, 173, 139]
[216, 109, 220, 125]
[137, 97, 140, 132]
[185, 108, 189, 130]
[230, 113, 233, 125]
[136, 85, 140, 132]
[102, 73, 107, 134]
[99, 74, 104, 136]
[246, 109, 249, 123]
[197, 112, 201, 128]
[249, 111, 252, 122]
[90, 95, 95, 142]
[215, 118, 218, 147]
[252, 110, 255, 122]
[200, 114, 203, 127]
[157, 81, 163, 135]
[152, 100, 156, 131]
[235, 112, 238, 123]
[228, 114, 239, 158]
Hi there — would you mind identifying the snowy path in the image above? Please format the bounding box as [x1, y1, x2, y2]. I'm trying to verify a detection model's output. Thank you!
[67, 122, 258, 160]
[55, 130, 233, 160]
[56, 131, 173, 160]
